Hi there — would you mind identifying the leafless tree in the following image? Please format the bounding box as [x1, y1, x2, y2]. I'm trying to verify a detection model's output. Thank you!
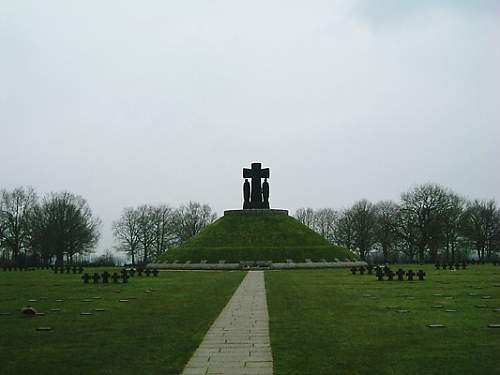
[400, 184, 449, 263]
[151, 204, 177, 258]
[0, 187, 37, 264]
[30, 192, 100, 265]
[350, 199, 377, 260]
[313, 208, 337, 243]
[461, 199, 500, 261]
[112, 207, 141, 265]
[374, 200, 399, 262]
[174, 201, 217, 242]
[333, 208, 355, 251]
[295, 208, 316, 228]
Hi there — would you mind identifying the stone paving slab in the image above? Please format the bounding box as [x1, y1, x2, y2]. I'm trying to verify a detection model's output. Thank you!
[181, 271, 273, 375]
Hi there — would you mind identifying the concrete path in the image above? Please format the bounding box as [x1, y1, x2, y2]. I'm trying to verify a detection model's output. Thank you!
[181, 271, 273, 375]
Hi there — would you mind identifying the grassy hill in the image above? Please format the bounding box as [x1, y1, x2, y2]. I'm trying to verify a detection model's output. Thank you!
[160, 211, 355, 263]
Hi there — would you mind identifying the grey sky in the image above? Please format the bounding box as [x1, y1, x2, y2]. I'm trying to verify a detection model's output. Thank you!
[1, 0, 499, 254]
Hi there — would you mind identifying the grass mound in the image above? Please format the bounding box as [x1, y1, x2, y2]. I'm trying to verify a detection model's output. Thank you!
[160, 210, 355, 263]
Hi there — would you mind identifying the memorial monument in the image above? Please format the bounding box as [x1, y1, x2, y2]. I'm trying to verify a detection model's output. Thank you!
[243, 162, 270, 209]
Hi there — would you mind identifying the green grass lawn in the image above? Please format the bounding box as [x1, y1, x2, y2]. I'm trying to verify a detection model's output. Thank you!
[266, 265, 500, 375]
[161, 211, 354, 263]
[0, 268, 245, 375]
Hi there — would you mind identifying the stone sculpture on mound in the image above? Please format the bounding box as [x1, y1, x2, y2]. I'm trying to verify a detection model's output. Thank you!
[243, 162, 270, 209]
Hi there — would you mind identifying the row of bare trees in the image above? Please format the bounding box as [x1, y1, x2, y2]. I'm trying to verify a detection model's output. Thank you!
[296, 184, 500, 263]
[112, 201, 216, 265]
[0, 187, 101, 266]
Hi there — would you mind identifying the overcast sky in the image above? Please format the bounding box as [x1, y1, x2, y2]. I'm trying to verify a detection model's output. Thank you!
[1, 0, 499, 254]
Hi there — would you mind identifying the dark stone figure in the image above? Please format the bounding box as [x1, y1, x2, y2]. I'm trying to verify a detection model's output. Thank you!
[242, 162, 270, 209]
[262, 178, 270, 209]
[243, 179, 251, 209]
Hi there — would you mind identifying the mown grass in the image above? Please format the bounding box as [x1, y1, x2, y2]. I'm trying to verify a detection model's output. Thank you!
[161, 212, 354, 263]
[0, 268, 245, 375]
[266, 264, 500, 375]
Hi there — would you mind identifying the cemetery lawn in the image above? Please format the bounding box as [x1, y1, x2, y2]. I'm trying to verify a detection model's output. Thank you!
[0, 269, 245, 375]
[266, 265, 500, 375]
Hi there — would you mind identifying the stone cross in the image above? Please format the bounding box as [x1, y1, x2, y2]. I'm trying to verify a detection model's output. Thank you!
[102, 271, 110, 284]
[82, 273, 90, 284]
[376, 269, 384, 281]
[243, 162, 270, 209]
[396, 268, 405, 281]
[111, 272, 120, 283]
[417, 270, 426, 281]
[406, 270, 415, 281]
[92, 273, 100, 284]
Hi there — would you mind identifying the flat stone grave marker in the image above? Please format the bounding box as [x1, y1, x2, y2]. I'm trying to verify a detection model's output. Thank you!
[94, 308, 106, 312]
[55, 299, 64, 302]
[444, 296, 453, 299]
[119, 299, 129, 303]
[397, 309, 409, 313]
[445, 309, 456, 312]
[488, 324, 500, 328]
[481, 296, 491, 299]
[494, 308, 500, 312]
[35, 312, 45, 316]
[28, 299, 38, 302]
[80, 312, 93, 316]
[82, 299, 92, 302]
[432, 305, 444, 309]
[92, 296, 101, 300]
[36, 327, 52, 331]
[428, 324, 445, 328]
[469, 293, 478, 296]
[433, 294, 443, 297]
[0, 312, 12, 316]
[50, 308, 61, 312]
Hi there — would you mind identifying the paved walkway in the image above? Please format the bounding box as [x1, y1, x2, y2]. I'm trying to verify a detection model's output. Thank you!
[181, 271, 273, 375]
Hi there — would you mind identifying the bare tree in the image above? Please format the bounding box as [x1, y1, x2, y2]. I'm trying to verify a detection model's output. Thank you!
[30, 192, 100, 265]
[333, 208, 355, 251]
[374, 200, 399, 262]
[136, 205, 157, 264]
[350, 199, 377, 260]
[112, 207, 141, 265]
[442, 193, 465, 262]
[151, 204, 177, 258]
[461, 199, 500, 261]
[400, 184, 449, 263]
[313, 208, 337, 243]
[0, 187, 37, 264]
[295, 208, 316, 228]
[174, 201, 217, 242]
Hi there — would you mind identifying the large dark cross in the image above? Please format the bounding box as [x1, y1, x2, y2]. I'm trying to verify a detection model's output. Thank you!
[243, 162, 270, 209]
